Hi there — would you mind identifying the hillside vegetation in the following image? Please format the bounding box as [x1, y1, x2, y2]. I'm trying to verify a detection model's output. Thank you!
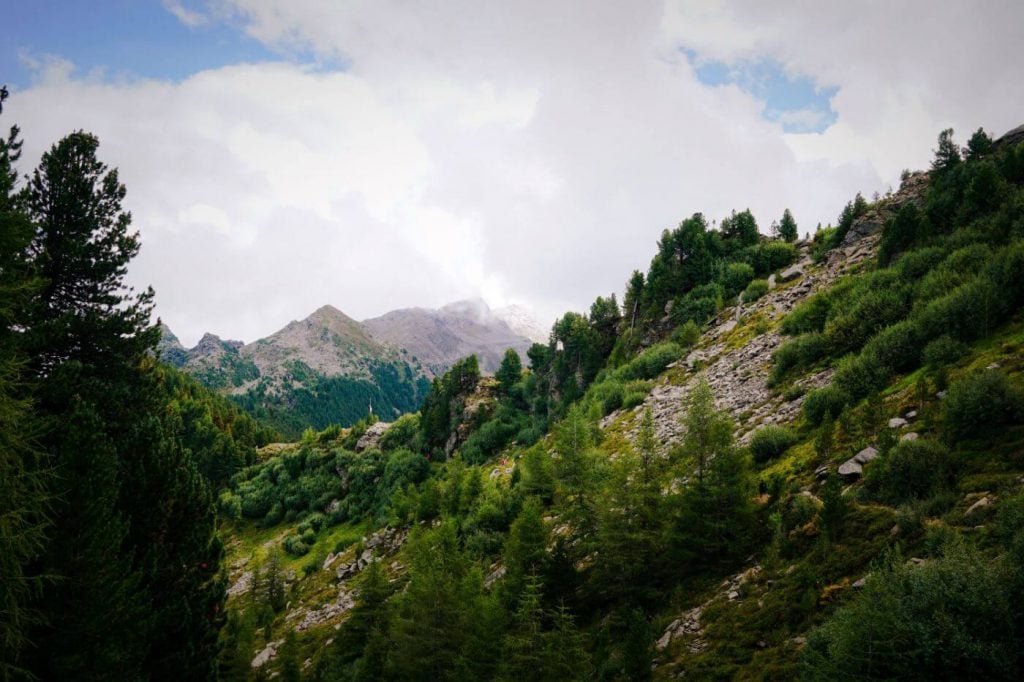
[214, 126, 1024, 680]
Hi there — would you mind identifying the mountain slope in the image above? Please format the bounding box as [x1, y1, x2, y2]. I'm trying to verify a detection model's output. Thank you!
[362, 298, 533, 375]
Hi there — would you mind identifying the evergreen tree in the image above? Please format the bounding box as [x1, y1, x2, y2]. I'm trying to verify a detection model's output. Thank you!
[495, 348, 523, 396]
[503, 497, 549, 603]
[0, 99, 49, 680]
[779, 208, 799, 242]
[932, 128, 962, 174]
[21, 131, 223, 680]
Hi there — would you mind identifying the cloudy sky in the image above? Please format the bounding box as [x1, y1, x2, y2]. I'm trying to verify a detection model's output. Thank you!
[3, 1, 1022, 346]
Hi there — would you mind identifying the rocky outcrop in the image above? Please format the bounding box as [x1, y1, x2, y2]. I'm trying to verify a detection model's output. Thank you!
[355, 421, 391, 452]
[996, 123, 1024, 148]
[839, 171, 928, 248]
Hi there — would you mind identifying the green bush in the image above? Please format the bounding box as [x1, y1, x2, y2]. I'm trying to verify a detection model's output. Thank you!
[803, 542, 1023, 680]
[722, 262, 756, 297]
[758, 241, 798, 273]
[917, 275, 1002, 343]
[741, 279, 769, 304]
[803, 385, 850, 425]
[283, 534, 310, 556]
[944, 370, 1024, 440]
[895, 246, 947, 282]
[671, 320, 701, 347]
[922, 335, 967, 367]
[833, 352, 891, 402]
[748, 425, 798, 463]
[770, 333, 828, 384]
[864, 439, 951, 505]
[862, 320, 921, 372]
[823, 287, 909, 355]
[614, 342, 682, 381]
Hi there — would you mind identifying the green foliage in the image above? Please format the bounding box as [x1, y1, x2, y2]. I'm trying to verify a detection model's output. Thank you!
[861, 319, 921, 373]
[803, 385, 850, 425]
[722, 261, 756, 298]
[495, 348, 523, 396]
[612, 341, 683, 382]
[944, 370, 1024, 441]
[779, 208, 799, 242]
[420, 355, 480, 456]
[864, 439, 951, 505]
[769, 333, 827, 385]
[923, 335, 967, 367]
[748, 425, 798, 463]
[671, 319, 702, 347]
[741, 278, 769, 304]
[803, 542, 1024, 680]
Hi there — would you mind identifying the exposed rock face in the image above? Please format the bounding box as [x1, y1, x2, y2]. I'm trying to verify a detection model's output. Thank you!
[355, 421, 391, 452]
[656, 606, 704, 652]
[839, 171, 928, 248]
[996, 123, 1024, 148]
[363, 298, 532, 376]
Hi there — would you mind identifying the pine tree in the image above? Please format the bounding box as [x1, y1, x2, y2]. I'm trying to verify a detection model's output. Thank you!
[0, 99, 50, 680]
[503, 497, 549, 603]
[779, 208, 799, 242]
[21, 131, 223, 680]
[495, 348, 523, 396]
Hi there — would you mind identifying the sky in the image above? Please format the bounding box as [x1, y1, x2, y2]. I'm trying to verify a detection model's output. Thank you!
[3, 1, 1022, 347]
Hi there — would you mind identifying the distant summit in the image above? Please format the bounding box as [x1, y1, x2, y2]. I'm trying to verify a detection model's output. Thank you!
[362, 298, 533, 376]
[494, 303, 550, 344]
[160, 298, 534, 436]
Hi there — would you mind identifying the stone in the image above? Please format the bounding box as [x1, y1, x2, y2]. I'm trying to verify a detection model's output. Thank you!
[888, 417, 908, 429]
[987, 362, 1001, 370]
[251, 640, 283, 668]
[814, 464, 830, 481]
[965, 496, 993, 518]
[900, 432, 919, 442]
[852, 577, 867, 589]
[853, 446, 879, 465]
[838, 458, 863, 479]
[779, 264, 804, 283]
[355, 421, 391, 452]
[905, 410, 918, 420]
[767, 274, 777, 290]
[228, 571, 254, 598]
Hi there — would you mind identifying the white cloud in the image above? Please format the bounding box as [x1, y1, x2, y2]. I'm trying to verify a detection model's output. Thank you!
[7, 0, 1023, 346]
[162, 0, 208, 28]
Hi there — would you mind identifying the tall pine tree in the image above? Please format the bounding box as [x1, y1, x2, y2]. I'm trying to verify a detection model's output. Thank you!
[21, 131, 223, 680]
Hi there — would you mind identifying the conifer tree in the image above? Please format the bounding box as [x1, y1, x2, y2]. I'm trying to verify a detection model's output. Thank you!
[21, 131, 223, 680]
[779, 208, 799, 242]
[0, 98, 49, 680]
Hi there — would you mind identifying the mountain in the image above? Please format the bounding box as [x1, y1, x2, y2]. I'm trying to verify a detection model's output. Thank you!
[494, 303, 550, 343]
[362, 298, 534, 375]
[161, 300, 532, 436]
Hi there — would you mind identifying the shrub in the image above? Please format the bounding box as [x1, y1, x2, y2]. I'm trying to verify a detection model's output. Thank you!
[770, 333, 828, 384]
[833, 352, 891, 402]
[748, 425, 798, 463]
[614, 342, 683, 381]
[803, 385, 850, 425]
[802, 542, 1022, 680]
[895, 246, 947, 282]
[923, 335, 967, 367]
[671, 320, 701, 348]
[758, 241, 798, 273]
[722, 262, 756, 297]
[741, 279, 769, 304]
[379, 413, 422, 452]
[944, 371, 1024, 440]
[283, 534, 310, 557]
[823, 287, 909, 355]
[862, 320, 921, 373]
[864, 439, 951, 505]
[917, 276, 1002, 343]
